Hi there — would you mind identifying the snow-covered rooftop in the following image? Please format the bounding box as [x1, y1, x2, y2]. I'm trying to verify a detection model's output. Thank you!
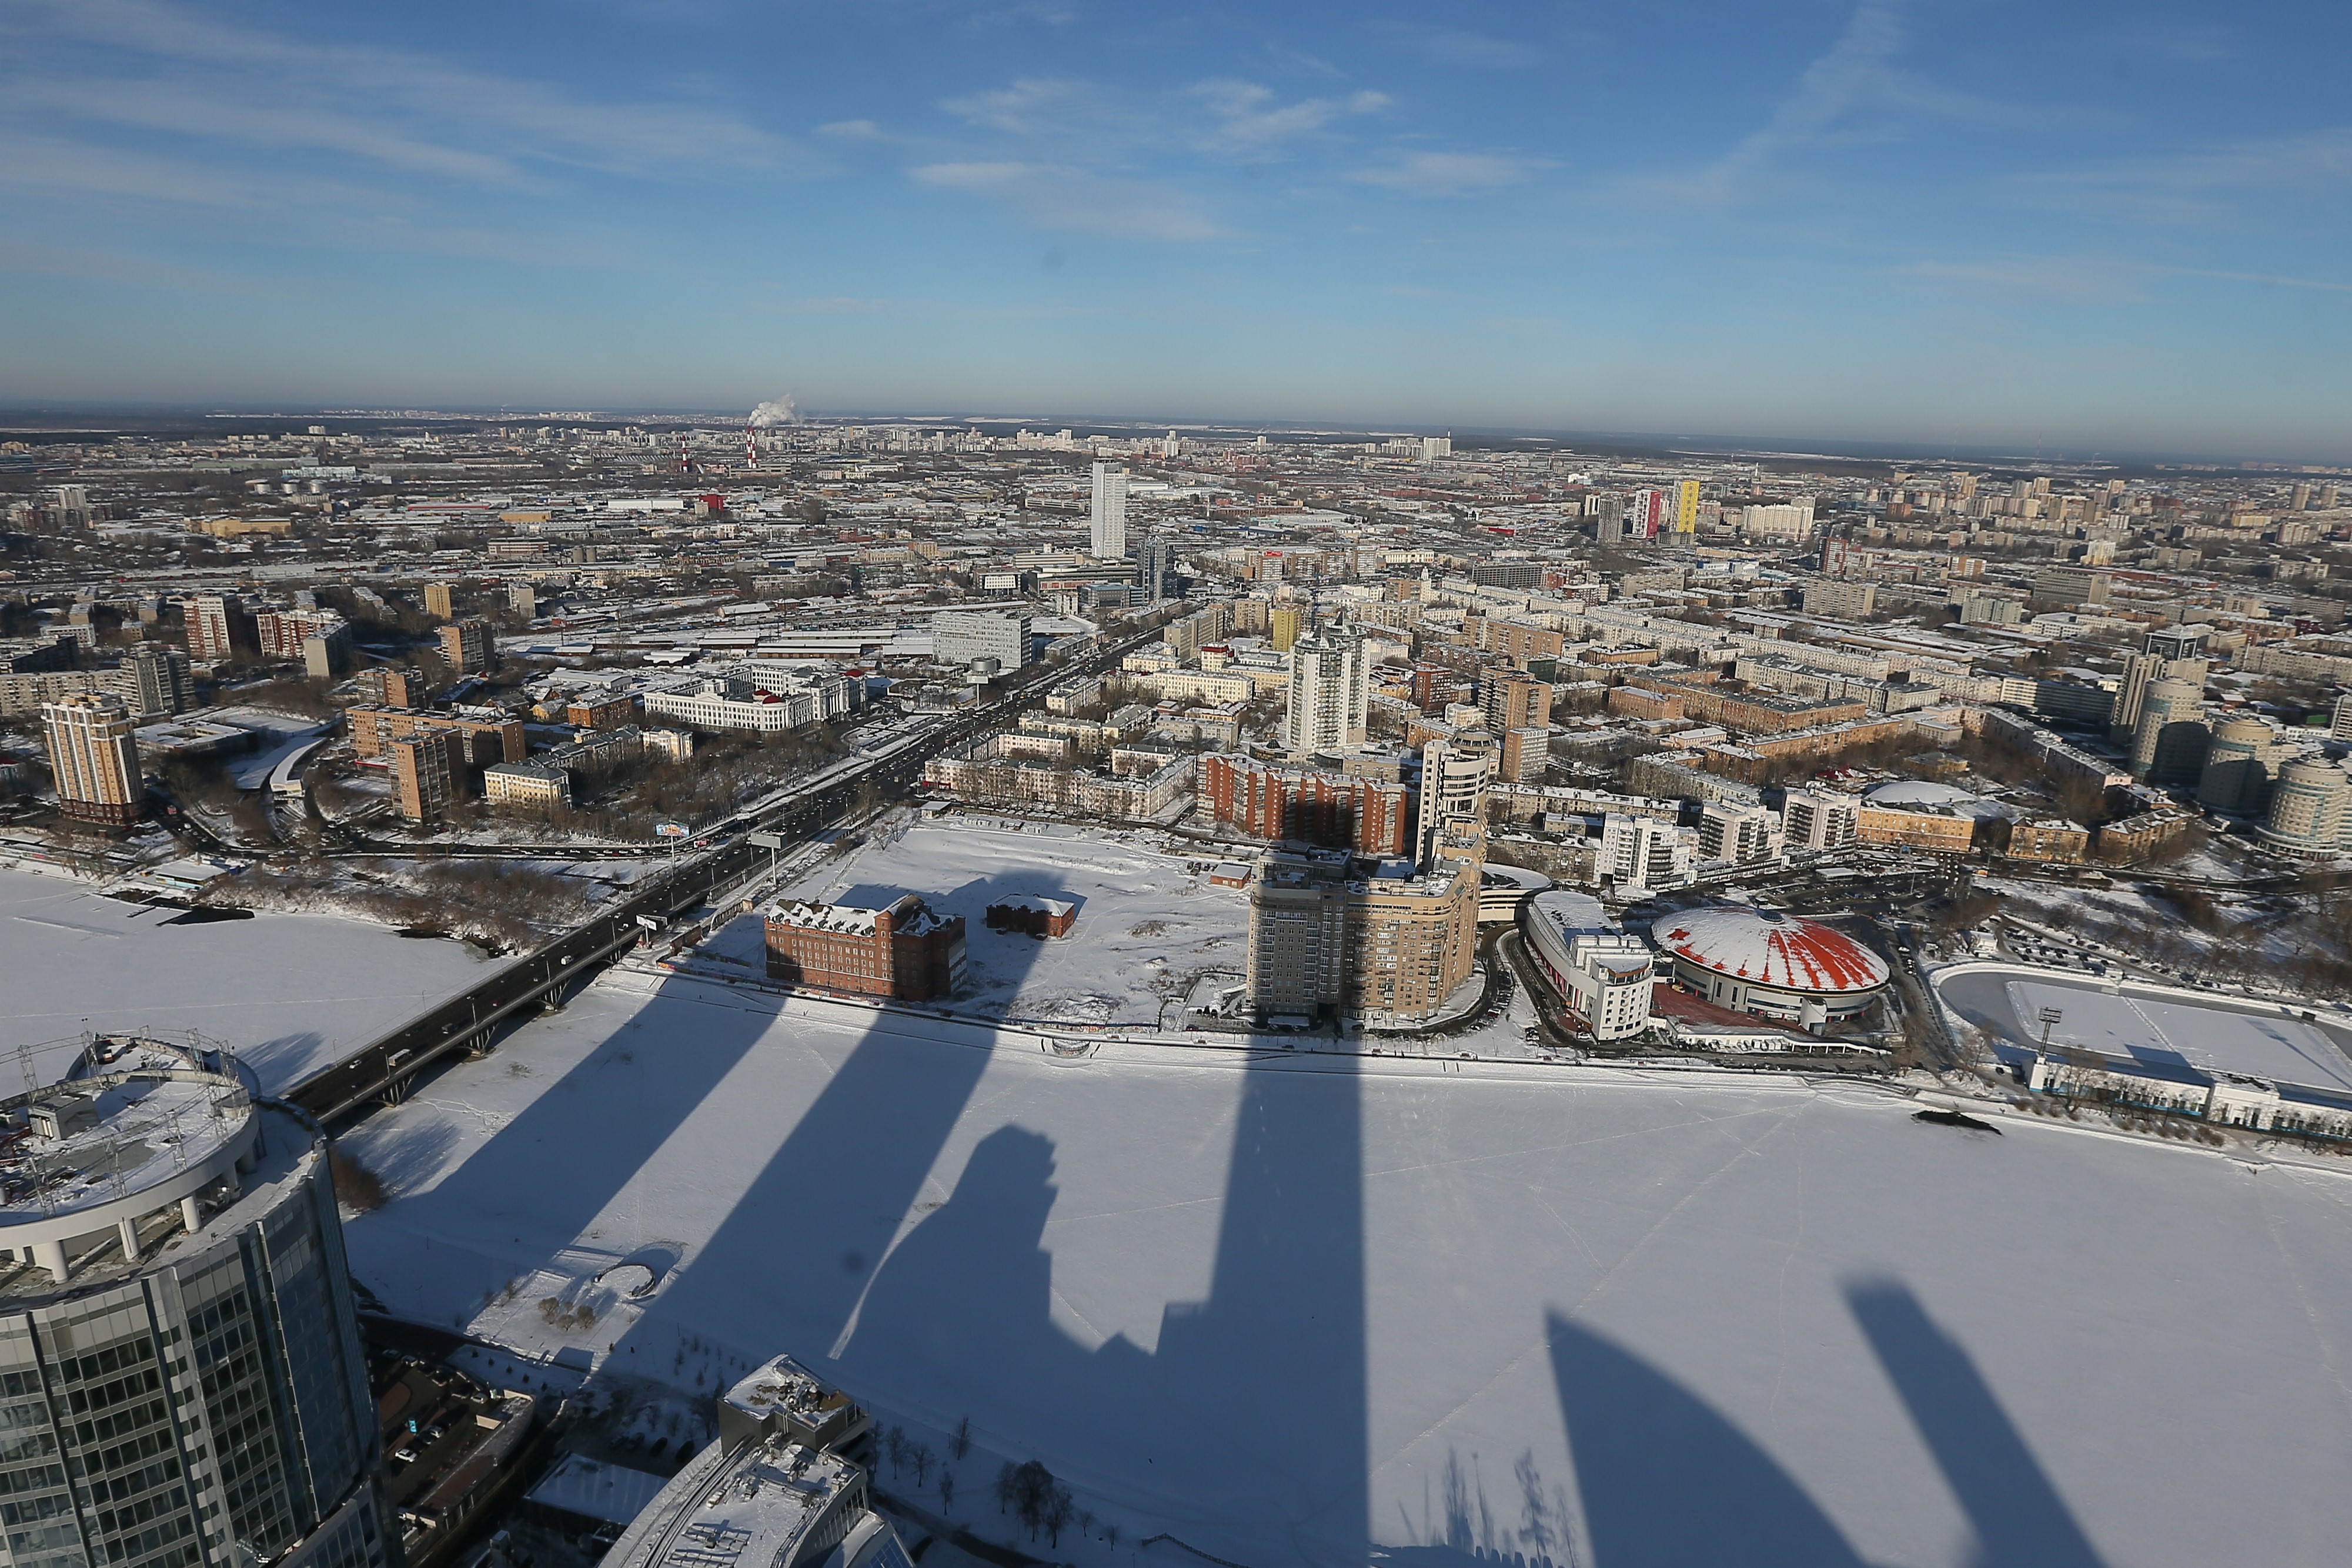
[603, 1433, 861, 1568]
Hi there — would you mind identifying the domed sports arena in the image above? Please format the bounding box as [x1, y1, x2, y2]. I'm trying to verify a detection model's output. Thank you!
[1650, 905, 1890, 1025]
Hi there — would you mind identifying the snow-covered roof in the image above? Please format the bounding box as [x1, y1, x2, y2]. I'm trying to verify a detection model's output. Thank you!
[1864, 780, 1977, 807]
[988, 895, 1075, 917]
[1651, 907, 1890, 995]
[524, 1454, 671, 1528]
[603, 1435, 860, 1568]
[1532, 889, 1611, 939]
[762, 895, 955, 938]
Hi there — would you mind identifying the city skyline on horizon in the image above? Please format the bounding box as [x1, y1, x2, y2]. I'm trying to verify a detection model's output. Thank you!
[3, 1, 2349, 459]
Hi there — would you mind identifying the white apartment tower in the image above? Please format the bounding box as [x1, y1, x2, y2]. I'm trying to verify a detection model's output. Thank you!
[1781, 788, 1860, 850]
[1699, 800, 1784, 864]
[1415, 737, 1492, 870]
[1282, 624, 1369, 755]
[1599, 813, 1695, 892]
[1090, 462, 1128, 559]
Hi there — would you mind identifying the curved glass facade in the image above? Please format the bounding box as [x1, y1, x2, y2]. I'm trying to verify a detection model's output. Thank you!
[0, 1108, 382, 1568]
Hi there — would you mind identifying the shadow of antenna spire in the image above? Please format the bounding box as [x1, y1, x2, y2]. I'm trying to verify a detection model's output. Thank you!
[1545, 1312, 1875, 1567]
[1846, 1279, 2107, 1568]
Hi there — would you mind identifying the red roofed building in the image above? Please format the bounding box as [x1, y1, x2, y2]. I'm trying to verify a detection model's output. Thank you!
[1649, 905, 1890, 1026]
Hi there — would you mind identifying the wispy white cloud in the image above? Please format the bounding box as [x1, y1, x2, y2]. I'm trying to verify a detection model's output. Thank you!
[2010, 128, 2352, 225]
[1644, 1, 2028, 206]
[0, 0, 807, 184]
[923, 71, 1394, 237]
[912, 161, 1222, 240]
[1349, 151, 1551, 197]
[1378, 25, 1546, 70]
[1185, 79, 1389, 159]
[943, 73, 1386, 163]
[0, 132, 278, 206]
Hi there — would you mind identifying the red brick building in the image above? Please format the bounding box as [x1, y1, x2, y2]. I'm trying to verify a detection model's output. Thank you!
[1201, 753, 1414, 856]
[985, 897, 1078, 938]
[764, 895, 967, 1000]
[565, 694, 640, 729]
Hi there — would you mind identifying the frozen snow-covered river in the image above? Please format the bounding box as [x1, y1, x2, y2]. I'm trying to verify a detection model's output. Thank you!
[344, 964, 2352, 1568]
[0, 867, 491, 1091]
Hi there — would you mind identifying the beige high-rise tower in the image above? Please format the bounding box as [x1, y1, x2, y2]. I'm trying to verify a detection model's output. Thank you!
[44, 692, 143, 825]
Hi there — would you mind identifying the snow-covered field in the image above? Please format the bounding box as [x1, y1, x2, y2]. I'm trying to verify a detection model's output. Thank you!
[1937, 964, 2352, 1093]
[701, 819, 1251, 1027]
[0, 867, 492, 1091]
[342, 962, 2352, 1568]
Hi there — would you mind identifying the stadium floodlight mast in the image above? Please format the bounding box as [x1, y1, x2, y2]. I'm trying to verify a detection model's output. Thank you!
[2039, 1005, 2065, 1048]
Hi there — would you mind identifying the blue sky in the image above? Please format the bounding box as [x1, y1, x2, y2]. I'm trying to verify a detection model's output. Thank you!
[2, 0, 2348, 458]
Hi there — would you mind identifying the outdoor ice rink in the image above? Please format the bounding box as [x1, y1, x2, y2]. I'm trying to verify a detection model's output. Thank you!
[1936, 961, 2352, 1093]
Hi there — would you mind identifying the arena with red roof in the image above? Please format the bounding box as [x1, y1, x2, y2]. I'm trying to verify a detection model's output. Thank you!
[1649, 905, 1891, 1025]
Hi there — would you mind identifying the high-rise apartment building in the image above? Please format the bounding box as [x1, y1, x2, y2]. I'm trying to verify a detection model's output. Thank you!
[2132, 679, 2209, 784]
[116, 644, 193, 720]
[1599, 813, 1695, 891]
[44, 693, 143, 826]
[423, 582, 456, 619]
[185, 594, 255, 663]
[1699, 800, 1784, 864]
[1281, 626, 1369, 754]
[0, 1041, 389, 1568]
[1415, 738, 1491, 863]
[49, 484, 92, 529]
[1497, 727, 1548, 784]
[1590, 495, 1625, 544]
[1089, 462, 1128, 559]
[1741, 502, 1816, 542]
[1481, 673, 1552, 734]
[1137, 531, 1175, 600]
[1672, 478, 1700, 536]
[2263, 757, 2352, 859]
[2199, 716, 2300, 815]
[355, 667, 426, 709]
[437, 618, 496, 674]
[389, 730, 466, 822]
[1244, 832, 1484, 1028]
[1782, 787, 1861, 850]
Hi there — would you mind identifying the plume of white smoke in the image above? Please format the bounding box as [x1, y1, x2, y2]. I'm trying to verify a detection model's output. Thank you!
[749, 396, 800, 427]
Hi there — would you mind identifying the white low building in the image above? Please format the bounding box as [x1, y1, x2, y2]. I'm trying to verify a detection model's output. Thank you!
[642, 663, 864, 734]
[2027, 1053, 2352, 1139]
[1522, 890, 1655, 1039]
